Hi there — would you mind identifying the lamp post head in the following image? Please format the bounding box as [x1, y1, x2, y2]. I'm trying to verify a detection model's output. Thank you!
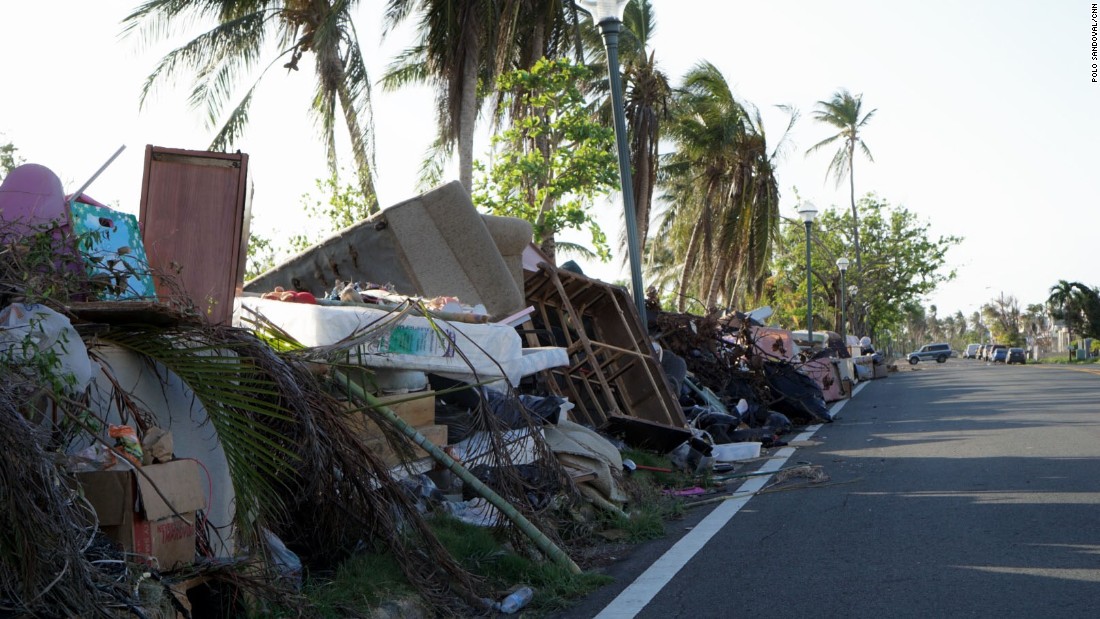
[578, 0, 628, 23]
[798, 203, 818, 224]
[836, 257, 850, 271]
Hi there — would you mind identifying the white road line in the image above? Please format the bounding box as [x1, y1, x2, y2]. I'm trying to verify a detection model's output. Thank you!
[594, 380, 868, 619]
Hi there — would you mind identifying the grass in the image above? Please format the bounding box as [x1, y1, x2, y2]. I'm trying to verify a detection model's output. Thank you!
[293, 513, 612, 617]
[299, 551, 414, 618]
[429, 514, 611, 611]
[269, 449, 695, 616]
[1037, 356, 1100, 364]
[609, 448, 694, 542]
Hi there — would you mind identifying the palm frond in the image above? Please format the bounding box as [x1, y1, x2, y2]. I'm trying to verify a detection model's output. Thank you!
[208, 82, 257, 152]
[381, 44, 431, 90]
[417, 138, 451, 192]
[554, 240, 600, 261]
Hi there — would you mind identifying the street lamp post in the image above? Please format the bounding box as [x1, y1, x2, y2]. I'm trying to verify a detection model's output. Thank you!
[798, 203, 818, 347]
[836, 257, 850, 350]
[580, 0, 646, 321]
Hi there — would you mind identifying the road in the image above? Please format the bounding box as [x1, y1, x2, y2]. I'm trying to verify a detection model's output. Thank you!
[561, 360, 1100, 618]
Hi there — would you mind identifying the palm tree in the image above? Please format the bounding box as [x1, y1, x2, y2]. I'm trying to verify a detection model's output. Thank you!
[620, 0, 670, 257]
[123, 0, 380, 212]
[1048, 280, 1100, 339]
[383, 0, 581, 191]
[806, 89, 876, 274]
[382, 0, 494, 192]
[655, 61, 790, 312]
[1047, 280, 1076, 325]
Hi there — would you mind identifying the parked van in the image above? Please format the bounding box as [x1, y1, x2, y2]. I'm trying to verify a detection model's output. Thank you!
[964, 343, 980, 359]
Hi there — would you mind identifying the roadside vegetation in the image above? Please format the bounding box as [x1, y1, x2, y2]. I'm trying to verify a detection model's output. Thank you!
[274, 448, 695, 617]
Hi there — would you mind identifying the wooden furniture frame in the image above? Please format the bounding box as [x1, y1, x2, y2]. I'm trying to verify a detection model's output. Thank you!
[523, 262, 686, 436]
[139, 146, 251, 325]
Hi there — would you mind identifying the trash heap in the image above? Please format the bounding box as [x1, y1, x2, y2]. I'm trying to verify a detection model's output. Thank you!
[650, 306, 833, 447]
[0, 149, 883, 617]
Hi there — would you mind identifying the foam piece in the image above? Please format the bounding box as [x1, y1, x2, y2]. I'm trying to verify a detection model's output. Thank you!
[383, 182, 528, 316]
[245, 182, 531, 319]
[235, 297, 564, 385]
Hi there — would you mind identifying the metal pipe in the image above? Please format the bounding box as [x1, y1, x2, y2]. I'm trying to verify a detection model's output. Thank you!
[596, 18, 646, 322]
[839, 267, 847, 347]
[805, 219, 814, 345]
[69, 145, 126, 205]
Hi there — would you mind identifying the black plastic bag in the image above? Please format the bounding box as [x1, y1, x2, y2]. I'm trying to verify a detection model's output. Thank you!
[723, 373, 769, 426]
[762, 362, 831, 423]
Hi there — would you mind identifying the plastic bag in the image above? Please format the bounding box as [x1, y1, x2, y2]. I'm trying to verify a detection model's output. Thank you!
[668, 436, 714, 474]
[0, 303, 92, 393]
[141, 427, 174, 464]
[68, 443, 118, 472]
[109, 424, 143, 467]
[762, 361, 831, 423]
[262, 529, 302, 590]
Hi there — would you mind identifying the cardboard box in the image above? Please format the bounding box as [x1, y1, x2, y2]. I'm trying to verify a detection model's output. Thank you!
[77, 459, 205, 571]
[873, 362, 889, 379]
[341, 390, 436, 440]
[374, 391, 436, 428]
[363, 424, 449, 467]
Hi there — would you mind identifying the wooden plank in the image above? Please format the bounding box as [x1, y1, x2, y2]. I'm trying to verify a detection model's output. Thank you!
[362, 424, 449, 467]
[339, 391, 436, 441]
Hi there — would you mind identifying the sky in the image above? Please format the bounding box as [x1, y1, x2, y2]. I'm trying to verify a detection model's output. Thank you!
[2, 0, 1097, 319]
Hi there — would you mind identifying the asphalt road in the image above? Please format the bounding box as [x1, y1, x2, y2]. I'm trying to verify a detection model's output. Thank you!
[560, 359, 1100, 618]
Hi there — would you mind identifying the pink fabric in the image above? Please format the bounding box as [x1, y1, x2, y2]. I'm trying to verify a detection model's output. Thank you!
[802, 357, 846, 402]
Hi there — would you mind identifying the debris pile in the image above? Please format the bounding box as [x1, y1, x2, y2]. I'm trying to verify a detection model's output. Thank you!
[0, 152, 885, 617]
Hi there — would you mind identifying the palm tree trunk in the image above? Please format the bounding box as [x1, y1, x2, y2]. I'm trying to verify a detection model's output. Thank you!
[849, 139, 861, 272]
[540, 234, 557, 265]
[848, 138, 862, 334]
[633, 136, 653, 254]
[536, 187, 556, 264]
[338, 83, 379, 214]
[704, 255, 729, 310]
[676, 215, 705, 312]
[457, 42, 480, 192]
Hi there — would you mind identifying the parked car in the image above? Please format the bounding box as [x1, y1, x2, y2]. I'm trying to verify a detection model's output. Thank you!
[907, 343, 952, 365]
[965, 343, 980, 359]
[991, 347, 1009, 363]
[1006, 348, 1026, 364]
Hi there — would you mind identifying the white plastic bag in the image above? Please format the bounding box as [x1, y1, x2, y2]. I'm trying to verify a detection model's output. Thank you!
[262, 529, 302, 589]
[0, 303, 92, 392]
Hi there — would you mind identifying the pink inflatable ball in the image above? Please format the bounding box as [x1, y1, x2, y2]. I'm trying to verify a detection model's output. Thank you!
[0, 163, 84, 292]
[0, 163, 69, 230]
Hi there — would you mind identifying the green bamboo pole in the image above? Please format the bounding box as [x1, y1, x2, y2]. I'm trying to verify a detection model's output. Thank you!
[333, 370, 582, 575]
